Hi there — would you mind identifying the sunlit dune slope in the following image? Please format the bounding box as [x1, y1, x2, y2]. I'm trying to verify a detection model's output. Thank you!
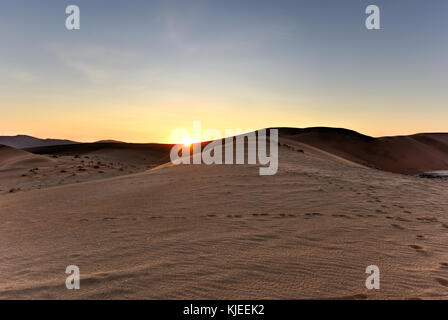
[0, 145, 55, 170]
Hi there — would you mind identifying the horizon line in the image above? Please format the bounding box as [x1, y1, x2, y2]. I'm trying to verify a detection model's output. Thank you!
[2, 126, 448, 145]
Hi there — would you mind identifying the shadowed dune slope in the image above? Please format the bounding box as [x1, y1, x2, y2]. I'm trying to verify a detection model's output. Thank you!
[277, 127, 448, 174]
[0, 145, 55, 170]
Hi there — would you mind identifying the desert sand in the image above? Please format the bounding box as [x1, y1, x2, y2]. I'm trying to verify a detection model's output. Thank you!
[0, 128, 448, 299]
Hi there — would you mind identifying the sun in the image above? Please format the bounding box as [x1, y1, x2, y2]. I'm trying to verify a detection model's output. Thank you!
[169, 128, 201, 146]
[180, 137, 193, 147]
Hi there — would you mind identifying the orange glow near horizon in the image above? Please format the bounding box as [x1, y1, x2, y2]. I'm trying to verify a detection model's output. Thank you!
[2, 93, 448, 143]
[3, 115, 448, 144]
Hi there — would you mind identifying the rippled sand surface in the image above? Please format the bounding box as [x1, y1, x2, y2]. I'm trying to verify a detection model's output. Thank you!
[1, 143, 448, 299]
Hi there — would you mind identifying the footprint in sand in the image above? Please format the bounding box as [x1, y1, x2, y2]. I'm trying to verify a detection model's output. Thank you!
[251, 213, 270, 217]
[226, 214, 242, 218]
[332, 214, 351, 219]
[305, 212, 323, 217]
[416, 217, 438, 222]
[408, 244, 424, 251]
[435, 278, 448, 287]
[391, 224, 405, 230]
[273, 213, 296, 219]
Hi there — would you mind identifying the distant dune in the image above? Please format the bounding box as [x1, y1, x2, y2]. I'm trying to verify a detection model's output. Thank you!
[26, 142, 173, 166]
[0, 145, 55, 170]
[278, 127, 448, 174]
[0, 135, 78, 149]
[0, 143, 175, 194]
[6, 128, 448, 175]
[94, 140, 124, 144]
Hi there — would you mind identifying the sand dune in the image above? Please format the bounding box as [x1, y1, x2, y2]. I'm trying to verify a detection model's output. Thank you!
[0, 143, 171, 195]
[1, 130, 448, 299]
[0, 145, 55, 170]
[27, 142, 173, 167]
[278, 127, 448, 174]
[10, 127, 448, 175]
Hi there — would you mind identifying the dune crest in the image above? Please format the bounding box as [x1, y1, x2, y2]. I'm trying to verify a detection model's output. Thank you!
[0, 145, 54, 170]
[278, 127, 448, 174]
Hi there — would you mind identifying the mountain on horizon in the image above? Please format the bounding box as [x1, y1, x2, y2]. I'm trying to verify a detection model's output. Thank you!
[0, 135, 79, 149]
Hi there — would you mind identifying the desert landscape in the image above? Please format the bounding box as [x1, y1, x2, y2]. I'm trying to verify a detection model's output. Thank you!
[1, 127, 448, 299]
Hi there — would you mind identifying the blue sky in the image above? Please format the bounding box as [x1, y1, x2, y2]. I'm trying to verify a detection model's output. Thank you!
[1, 0, 447, 142]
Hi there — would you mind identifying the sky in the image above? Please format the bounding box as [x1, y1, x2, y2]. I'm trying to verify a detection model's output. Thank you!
[1, 0, 447, 143]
